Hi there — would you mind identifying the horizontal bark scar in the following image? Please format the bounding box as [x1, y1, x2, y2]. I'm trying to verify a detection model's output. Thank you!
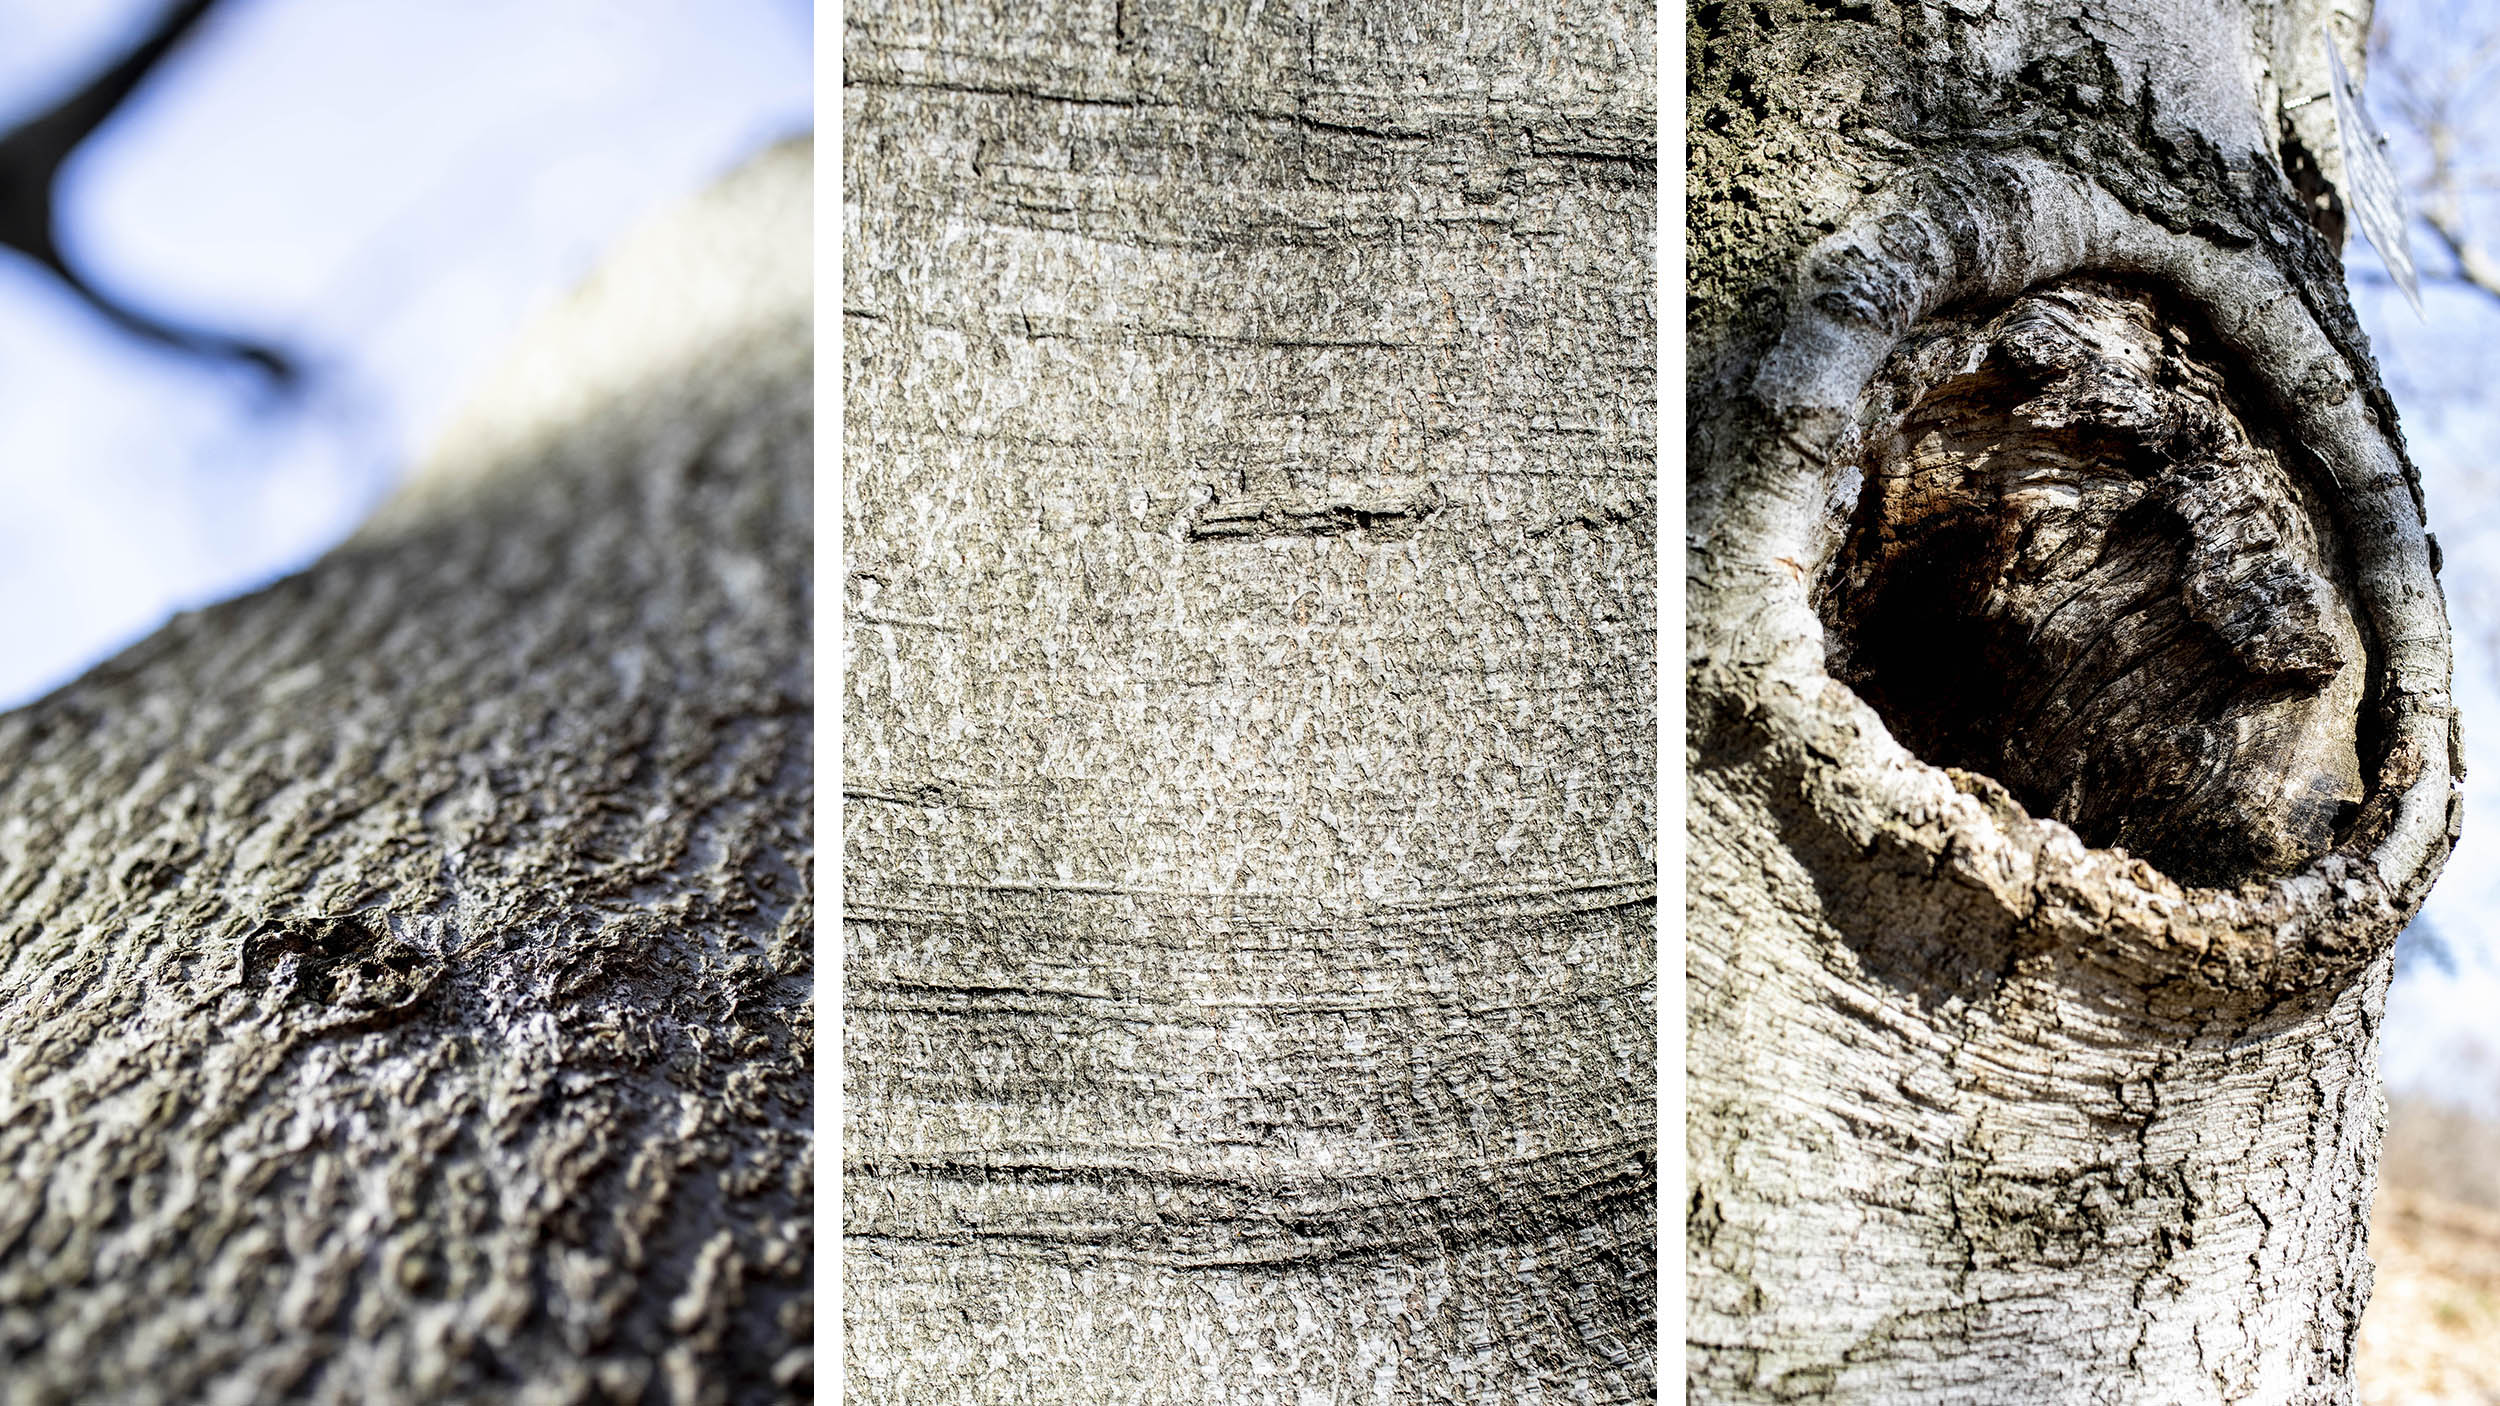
[1186, 480, 1443, 542]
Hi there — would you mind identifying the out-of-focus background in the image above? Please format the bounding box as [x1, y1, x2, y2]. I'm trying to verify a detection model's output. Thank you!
[0, 0, 810, 710]
[2340, 0, 2500, 1398]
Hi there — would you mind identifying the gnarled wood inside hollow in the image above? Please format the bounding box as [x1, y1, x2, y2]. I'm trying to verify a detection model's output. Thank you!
[1818, 279, 2374, 888]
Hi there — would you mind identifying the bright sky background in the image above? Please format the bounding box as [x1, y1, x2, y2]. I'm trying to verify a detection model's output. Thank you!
[0, 0, 810, 708]
[2351, 0, 2500, 1112]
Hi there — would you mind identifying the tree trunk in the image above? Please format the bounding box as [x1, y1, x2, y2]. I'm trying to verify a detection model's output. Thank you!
[842, 2, 1656, 1401]
[0, 141, 812, 1404]
[1689, 1, 2460, 1401]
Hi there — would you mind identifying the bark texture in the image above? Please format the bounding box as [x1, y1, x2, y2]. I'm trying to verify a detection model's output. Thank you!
[842, 1, 1656, 1401]
[0, 140, 812, 1404]
[1689, 1, 2461, 1402]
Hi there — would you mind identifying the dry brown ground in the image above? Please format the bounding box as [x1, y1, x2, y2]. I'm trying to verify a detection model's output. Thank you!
[2360, 1187, 2500, 1404]
[2360, 1095, 2500, 1405]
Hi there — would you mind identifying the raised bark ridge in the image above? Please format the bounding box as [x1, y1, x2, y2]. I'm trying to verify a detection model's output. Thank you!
[0, 140, 810, 1404]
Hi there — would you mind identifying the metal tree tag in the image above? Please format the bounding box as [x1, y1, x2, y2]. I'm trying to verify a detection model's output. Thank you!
[2326, 20, 2421, 314]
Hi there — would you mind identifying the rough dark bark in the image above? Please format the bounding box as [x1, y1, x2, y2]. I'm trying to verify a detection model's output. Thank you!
[842, 0, 1656, 1400]
[1689, 0, 2461, 1401]
[0, 140, 810, 1403]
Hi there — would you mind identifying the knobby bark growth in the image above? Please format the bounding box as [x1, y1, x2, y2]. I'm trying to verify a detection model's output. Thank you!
[844, 0, 1656, 1400]
[0, 140, 811, 1403]
[1690, 0, 2461, 1401]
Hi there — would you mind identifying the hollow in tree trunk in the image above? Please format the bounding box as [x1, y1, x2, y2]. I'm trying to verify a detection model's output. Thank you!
[1688, 1, 2461, 1400]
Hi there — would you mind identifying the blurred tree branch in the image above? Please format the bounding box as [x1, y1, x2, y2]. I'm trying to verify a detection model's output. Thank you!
[2385, 21, 2500, 299]
[0, 0, 294, 383]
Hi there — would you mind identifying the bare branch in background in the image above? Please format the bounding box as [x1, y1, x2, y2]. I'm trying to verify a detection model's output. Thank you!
[0, 0, 295, 384]
[2384, 18, 2500, 298]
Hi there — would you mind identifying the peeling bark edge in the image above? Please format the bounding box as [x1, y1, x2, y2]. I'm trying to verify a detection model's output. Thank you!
[1691, 149, 2460, 997]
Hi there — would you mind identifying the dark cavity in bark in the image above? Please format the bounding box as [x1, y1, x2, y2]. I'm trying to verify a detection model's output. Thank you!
[1816, 278, 2376, 888]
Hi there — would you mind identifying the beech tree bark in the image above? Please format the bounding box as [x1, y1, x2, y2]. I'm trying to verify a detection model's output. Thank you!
[842, 0, 1656, 1401]
[0, 141, 811, 1403]
[1690, 1, 2461, 1401]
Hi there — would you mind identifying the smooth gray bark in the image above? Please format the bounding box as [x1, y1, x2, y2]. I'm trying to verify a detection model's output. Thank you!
[0, 141, 811, 1404]
[842, 0, 1656, 1400]
[1690, 1, 2459, 1401]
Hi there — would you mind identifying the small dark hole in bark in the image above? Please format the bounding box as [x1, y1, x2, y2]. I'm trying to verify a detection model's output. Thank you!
[1818, 278, 2377, 888]
[2278, 116, 2349, 249]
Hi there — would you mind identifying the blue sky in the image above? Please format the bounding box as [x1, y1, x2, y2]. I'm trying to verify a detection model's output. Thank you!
[2347, 0, 2500, 1110]
[0, 0, 810, 708]
[2348, 269, 2500, 1108]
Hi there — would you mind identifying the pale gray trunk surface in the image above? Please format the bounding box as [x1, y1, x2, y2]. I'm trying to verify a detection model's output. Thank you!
[842, 1, 1656, 1401]
[0, 142, 812, 1404]
[1689, 1, 2459, 1402]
